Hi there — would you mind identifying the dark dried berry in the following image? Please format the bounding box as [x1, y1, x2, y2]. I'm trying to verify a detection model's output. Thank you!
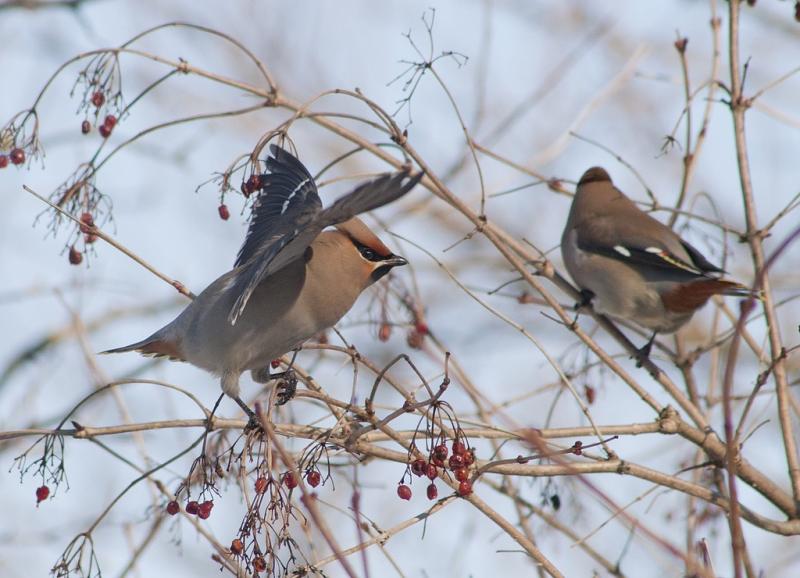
[306, 470, 321, 487]
[36, 485, 50, 504]
[457, 480, 473, 496]
[103, 114, 117, 128]
[166, 500, 179, 515]
[185, 500, 199, 515]
[81, 120, 91, 134]
[79, 212, 94, 234]
[397, 484, 412, 500]
[572, 441, 583, 455]
[550, 494, 561, 510]
[0, 155, 7, 168]
[255, 476, 268, 494]
[253, 557, 267, 572]
[98, 124, 112, 138]
[433, 444, 448, 462]
[91, 91, 105, 107]
[69, 246, 83, 265]
[453, 467, 469, 482]
[230, 538, 244, 555]
[283, 472, 297, 489]
[9, 148, 25, 165]
[426, 483, 438, 500]
[218, 204, 230, 220]
[406, 330, 424, 349]
[410, 458, 427, 477]
[246, 174, 262, 193]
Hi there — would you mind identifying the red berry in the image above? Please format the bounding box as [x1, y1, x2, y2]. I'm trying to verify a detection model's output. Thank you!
[431, 456, 445, 468]
[397, 484, 412, 500]
[415, 321, 429, 335]
[425, 463, 438, 480]
[463, 450, 475, 466]
[0, 155, 7, 168]
[406, 330, 424, 349]
[453, 467, 469, 482]
[240, 180, 251, 197]
[185, 500, 199, 515]
[585, 385, 596, 405]
[81, 120, 91, 134]
[84, 233, 98, 244]
[253, 557, 267, 573]
[283, 472, 297, 489]
[198, 500, 213, 519]
[448, 454, 465, 469]
[410, 458, 426, 477]
[35, 485, 50, 504]
[218, 204, 230, 220]
[572, 441, 583, 455]
[98, 124, 112, 138]
[452, 441, 467, 456]
[271, 359, 281, 369]
[166, 500, 179, 515]
[91, 91, 105, 107]
[378, 323, 392, 342]
[246, 174, 262, 193]
[426, 483, 438, 500]
[68, 246, 83, 265]
[79, 212, 94, 234]
[230, 538, 244, 555]
[433, 444, 448, 461]
[457, 480, 473, 496]
[255, 476, 268, 494]
[9, 148, 25, 165]
[103, 114, 117, 128]
[306, 470, 321, 487]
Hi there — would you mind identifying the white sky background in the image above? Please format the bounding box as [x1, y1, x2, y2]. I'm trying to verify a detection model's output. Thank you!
[1, 1, 800, 577]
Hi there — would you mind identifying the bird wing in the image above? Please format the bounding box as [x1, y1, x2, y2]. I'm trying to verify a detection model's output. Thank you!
[576, 214, 722, 277]
[227, 146, 422, 325]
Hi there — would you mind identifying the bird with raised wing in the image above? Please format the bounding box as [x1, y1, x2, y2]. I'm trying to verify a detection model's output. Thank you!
[561, 166, 755, 359]
[103, 144, 421, 413]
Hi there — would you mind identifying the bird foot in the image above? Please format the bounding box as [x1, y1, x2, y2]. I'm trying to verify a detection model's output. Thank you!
[232, 396, 262, 431]
[634, 334, 657, 368]
[575, 289, 595, 311]
[275, 371, 298, 406]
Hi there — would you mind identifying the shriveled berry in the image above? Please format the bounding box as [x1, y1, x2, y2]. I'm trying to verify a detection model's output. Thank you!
[166, 500, 180, 515]
[98, 124, 112, 138]
[0, 155, 7, 168]
[198, 500, 213, 519]
[85, 233, 98, 244]
[218, 204, 230, 220]
[425, 463, 438, 480]
[448, 454, 465, 469]
[271, 359, 281, 369]
[572, 441, 583, 455]
[452, 440, 466, 456]
[91, 91, 105, 107]
[550, 494, 561, 510]
[103, 114, 117, 129]
[453, 467, 469, 482]
[185, 500, 199, 515]
[81, 120, 91, 134]
[457, 480, 473, 496]
[410, 458, 426, 477]
[68, 246, 83, 265]
[585, 385, 596, 405]
[283, 472, 297, 489]
[397, 484, 412, 500]
[406, 330, 424, 349]
[306, 470, 321, 487]
[9, 148, 25, 165]
[240, 180, 251, 197]
[254, 476, 268, 494]
[253, 557, 267, 573]
[36, 485, 50, 504]
[432, 444, 448, 462]
[426, 483, 438, 500]
[230, 538, 244, 555]
[79, 212, 94, 234]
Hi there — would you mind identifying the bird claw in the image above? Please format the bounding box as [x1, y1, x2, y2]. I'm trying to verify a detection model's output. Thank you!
[634, 333, 657, 368]
[275, 371, 298, 406]
[575, 289, 595, 311]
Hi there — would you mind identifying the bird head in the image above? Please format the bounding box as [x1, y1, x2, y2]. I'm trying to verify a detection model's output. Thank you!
[335, 217, 407, 284]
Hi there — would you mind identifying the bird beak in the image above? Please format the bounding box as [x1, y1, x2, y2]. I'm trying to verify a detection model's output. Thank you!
[383, 254, 408, 268]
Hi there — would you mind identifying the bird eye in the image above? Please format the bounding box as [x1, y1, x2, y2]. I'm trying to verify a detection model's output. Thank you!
[360, 247, 379, 261]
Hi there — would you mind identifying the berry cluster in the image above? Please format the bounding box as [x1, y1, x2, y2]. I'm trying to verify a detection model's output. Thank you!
[400, 436, 475, 501]
[165, 498, 215, 520]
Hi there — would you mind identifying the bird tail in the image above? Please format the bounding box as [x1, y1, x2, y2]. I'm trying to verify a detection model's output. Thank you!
[662, 279, 761, 314]
[100, 335, 185, 361]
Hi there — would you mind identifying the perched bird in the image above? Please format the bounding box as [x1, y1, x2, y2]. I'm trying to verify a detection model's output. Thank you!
[561, 166, 753, 357]
[103, 144, 421, 412]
